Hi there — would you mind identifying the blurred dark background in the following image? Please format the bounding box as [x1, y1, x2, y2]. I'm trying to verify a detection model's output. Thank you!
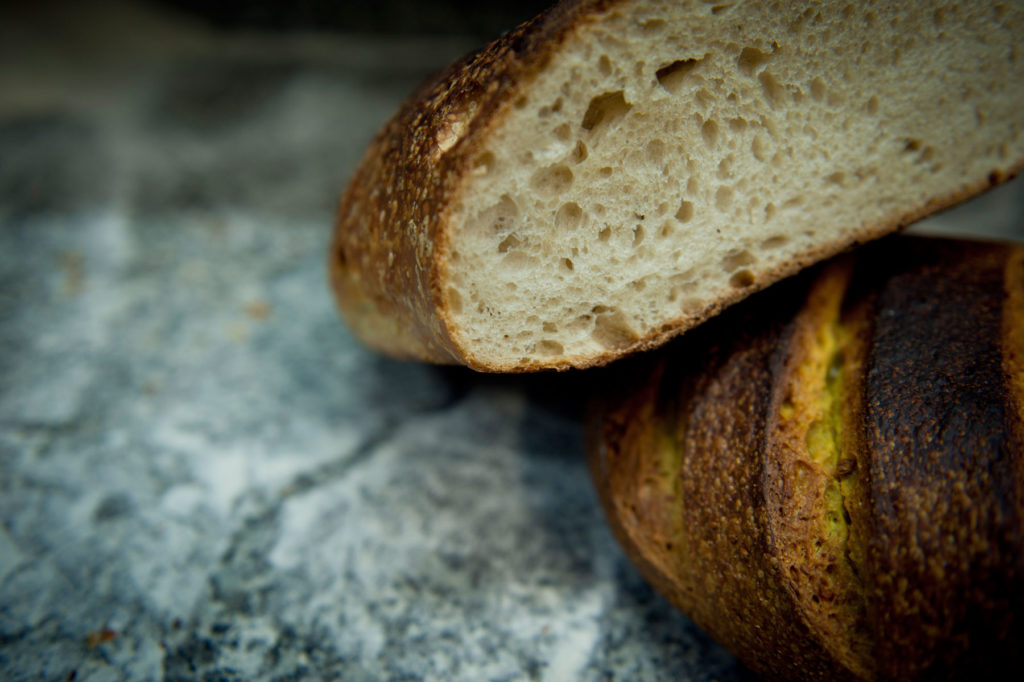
[156, 0, 554, 35]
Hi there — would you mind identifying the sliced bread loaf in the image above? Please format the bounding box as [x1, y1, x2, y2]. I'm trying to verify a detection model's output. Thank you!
[331, 0, 1024, 371]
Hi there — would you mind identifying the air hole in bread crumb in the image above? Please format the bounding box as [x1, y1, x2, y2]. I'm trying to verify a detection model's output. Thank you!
[761, 234, 788, 249]
[752, 135, 768, 161]
[903, 138, 922, 152]
[646, 139, 666, 166]
[810, 77, 826, 101]
[592, 309, 639, 350]
[531, 164, 573, 195]
[730, 269, 755, 287]
[475, 194, 518, 236]
[599, 167, 613, 178]
[641, 18, 666, 34]
[543, 321, 558, 333]
[566, 314, 592, 333]
[553, 123, 572, 141]
[598, 54, 612, 76]
[759, 72, 786, 108]
[715, 186, 733, 210]
[498, 234, 521, 253]
[675, 201, 694, 222]
[825, 171, 845, 186]
[686, 176, 699, 194]
[501, 250, 531, 269]
[659, 222, 674, 238]
[671, 269, 696, 285]
[632, 225, 645, 246]
[866, 96, 879, 115]
[711, 3, 735, 15]
[556, 202, 583, 230]
[632, 278, 646, 291]
[764, 203, 777, 220]
[535, 340, 564, 356]
[717, 156, 733, 179]
[696, 89, 716, 108]
[737, 46, 773, 76]
[538, 99, 563, 118]
[571, 140, 588, 163]
[561, 257, 575, 271]
[721, 249, 755, 272]
[669, 280, 697, 303]
[472, 151, 495, 176]
[582, 91, 632, 131]
[701, 119, 719, 147]
[598, 227, 612, 242]
[656, 57, 704, 94]
[729, 117, 747, 132]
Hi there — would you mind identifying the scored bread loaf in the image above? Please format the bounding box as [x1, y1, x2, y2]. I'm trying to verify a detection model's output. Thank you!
[587, 236, 1024, 680]
[330, 0, 1024, 371]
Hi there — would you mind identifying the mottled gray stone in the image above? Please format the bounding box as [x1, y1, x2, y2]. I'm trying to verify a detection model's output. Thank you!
[1, 2, 1021, 681]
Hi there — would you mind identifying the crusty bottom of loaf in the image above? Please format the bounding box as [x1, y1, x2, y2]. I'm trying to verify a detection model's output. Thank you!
[439, 0, 1024, 370]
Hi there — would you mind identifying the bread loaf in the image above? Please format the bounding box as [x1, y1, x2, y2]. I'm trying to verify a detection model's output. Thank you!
[587, 236, 1024, 680]
[330, 0, 1024, 371]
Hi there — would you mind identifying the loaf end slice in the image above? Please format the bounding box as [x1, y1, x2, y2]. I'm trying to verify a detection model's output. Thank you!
[331, 0, 1024, 371]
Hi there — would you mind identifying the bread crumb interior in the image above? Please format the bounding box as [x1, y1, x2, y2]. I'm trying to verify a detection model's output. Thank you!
[444, 0, 1024, 368]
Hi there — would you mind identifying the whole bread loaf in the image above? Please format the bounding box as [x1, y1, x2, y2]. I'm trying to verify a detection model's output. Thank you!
[330, 0, 1024, 371]
[588, 236, 1024, 680]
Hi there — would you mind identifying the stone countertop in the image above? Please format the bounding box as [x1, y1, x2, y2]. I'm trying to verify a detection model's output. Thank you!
[1, 2, 1021, 681]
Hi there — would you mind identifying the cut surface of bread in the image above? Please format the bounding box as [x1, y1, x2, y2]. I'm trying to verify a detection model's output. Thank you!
[331, 0, 1024, 371]
[588, 236, 1024, 680]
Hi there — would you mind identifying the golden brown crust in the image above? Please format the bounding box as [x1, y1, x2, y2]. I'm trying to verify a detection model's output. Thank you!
[589, 236, 1024, 680]
[762, 258, 873, 678]
[590, 271, 855, 680]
